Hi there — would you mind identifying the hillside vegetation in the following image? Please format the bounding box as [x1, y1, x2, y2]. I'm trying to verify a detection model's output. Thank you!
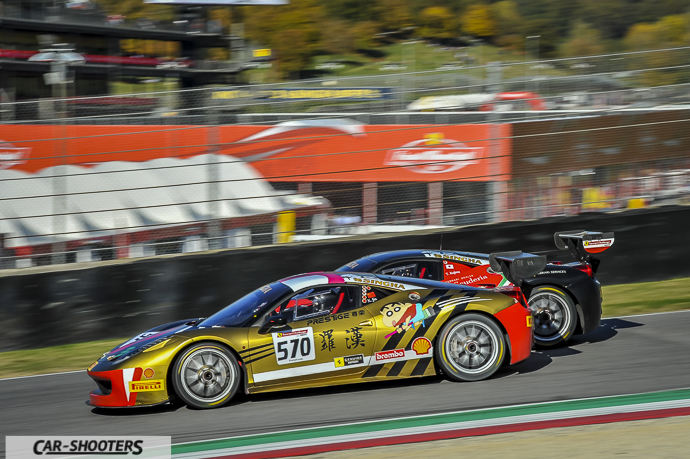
[94, 0, 690, 81]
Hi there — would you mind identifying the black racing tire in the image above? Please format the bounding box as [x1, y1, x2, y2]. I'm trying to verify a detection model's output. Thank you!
[435, 313, 506, 382]
[528, 286, 578, 348]
[172, 342, 240, 409]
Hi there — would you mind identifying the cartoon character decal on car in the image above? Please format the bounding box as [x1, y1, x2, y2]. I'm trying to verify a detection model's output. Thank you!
[380, 301, 433, 338]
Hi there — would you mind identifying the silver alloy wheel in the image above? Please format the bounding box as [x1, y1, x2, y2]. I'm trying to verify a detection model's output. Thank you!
[529, 291, 572, 342]
[445, 320, 500, 375]
[179, 348, 235, 403]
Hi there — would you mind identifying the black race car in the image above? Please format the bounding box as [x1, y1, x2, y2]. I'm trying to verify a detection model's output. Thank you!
[337, 231, 614, 347]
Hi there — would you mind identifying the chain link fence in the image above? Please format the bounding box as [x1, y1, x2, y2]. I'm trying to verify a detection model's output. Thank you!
[0, 47, 689, 268]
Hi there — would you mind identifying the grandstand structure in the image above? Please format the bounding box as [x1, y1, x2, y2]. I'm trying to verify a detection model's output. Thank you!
[0, 0, 240, 113]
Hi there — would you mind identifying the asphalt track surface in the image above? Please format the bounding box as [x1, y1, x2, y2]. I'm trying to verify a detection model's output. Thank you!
[2, 311, 690, 457]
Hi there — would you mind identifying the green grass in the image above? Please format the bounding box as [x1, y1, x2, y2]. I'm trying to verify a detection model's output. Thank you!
[0, 337, 126, 380]
[1, 277, 688, 379]
[602, 277, 690, 318]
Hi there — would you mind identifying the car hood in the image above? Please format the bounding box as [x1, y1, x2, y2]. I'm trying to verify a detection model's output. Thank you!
[101, 318, 201, 363]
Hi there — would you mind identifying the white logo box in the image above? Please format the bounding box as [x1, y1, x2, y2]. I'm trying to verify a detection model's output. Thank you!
[6, 436, 171, 459]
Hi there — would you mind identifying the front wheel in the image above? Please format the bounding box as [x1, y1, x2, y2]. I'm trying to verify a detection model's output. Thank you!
[435, 313, 506, 382]
[528, 286, 578, 347]
[172, 342, 241, 409]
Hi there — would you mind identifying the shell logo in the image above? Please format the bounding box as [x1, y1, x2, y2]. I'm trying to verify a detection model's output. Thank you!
[143, 368, 155, 379]
[412, 337, 432, 355]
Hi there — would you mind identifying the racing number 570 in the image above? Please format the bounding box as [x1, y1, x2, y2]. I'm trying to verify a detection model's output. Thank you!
[277, 337, 311, 361]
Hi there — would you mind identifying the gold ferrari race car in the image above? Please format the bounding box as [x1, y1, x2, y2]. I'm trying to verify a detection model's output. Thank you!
[87, 254, 540, 409]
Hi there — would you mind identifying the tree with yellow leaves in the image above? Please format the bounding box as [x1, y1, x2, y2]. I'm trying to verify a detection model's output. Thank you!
[461, 4, 497, 39]
[418, 6, 457, 40]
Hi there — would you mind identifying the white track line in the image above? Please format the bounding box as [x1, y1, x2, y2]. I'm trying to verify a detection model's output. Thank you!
[0, 370, 84, 382]
[3, 309, 689, 381]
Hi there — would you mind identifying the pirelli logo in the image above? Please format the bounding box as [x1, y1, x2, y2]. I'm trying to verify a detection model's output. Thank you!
[129, 379, 165, 392]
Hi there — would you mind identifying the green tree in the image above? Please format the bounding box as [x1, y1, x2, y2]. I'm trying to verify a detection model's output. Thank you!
[656, 15, 689, 43]
[491, 1, 524, 50]
[560, 21, 605, 57]
[624, 18, 683, 86]
[460, 4, 497, 39]
[244, 0, 325, 79]
[492, 1, 523, 35]
[320, 20, 356, 55]
[372, 0, 414, 32]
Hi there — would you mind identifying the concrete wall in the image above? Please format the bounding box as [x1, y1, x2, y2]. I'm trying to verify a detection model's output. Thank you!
[1, 205, 686, 351]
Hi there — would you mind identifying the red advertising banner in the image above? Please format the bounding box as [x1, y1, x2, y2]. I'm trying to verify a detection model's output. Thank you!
[0, 123, 511, 182]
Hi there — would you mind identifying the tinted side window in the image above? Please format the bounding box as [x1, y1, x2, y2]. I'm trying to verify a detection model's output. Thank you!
[377, 260, 441, 281]
[271, 285, 360, 324]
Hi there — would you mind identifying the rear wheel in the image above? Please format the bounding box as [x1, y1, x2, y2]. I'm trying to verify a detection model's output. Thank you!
[435, 313, 506, 382]
[172, 342, 240, 409]
[528, 286, 577, 347]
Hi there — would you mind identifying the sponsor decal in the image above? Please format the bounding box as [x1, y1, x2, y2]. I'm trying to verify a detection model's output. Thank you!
[346, 261, 359, 269]
[584, 238, 614, 253]
[422, 251, 486, 265]
[87, 361, 98, 372]
[411, 337, 432, 355]
[0, 140, 30, 170]
[538, 270, 567, 275]
[277, 329, 308, 338]
[260, 285, 272, 294]
[129, 379, 165, 392]
[458, 274, 489, 284]
[384, 133, 484, 174]
[341, 274, 411, 290]
[375, 348, 405, 362]
[212, 88, 393, 102]
[272, 327, 316, 365]
[408, 291, 421, 301]
[307, 311, 363, 326]
[527, 315, 533, 327]
[334, 354, 365, 368]
[143, 368, 155, 379]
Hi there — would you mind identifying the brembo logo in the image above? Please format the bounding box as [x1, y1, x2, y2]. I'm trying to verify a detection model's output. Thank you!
[0, 140, 30, 170]
[375, 349, 405, 361]
[384, 133, 483, 174]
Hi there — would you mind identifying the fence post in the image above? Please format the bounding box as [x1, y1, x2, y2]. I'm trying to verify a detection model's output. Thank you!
[52, 65, 68, 265]
[363, 183, 377, 225]
[207, 93, 222, 250]
[487, 61, 506, 223]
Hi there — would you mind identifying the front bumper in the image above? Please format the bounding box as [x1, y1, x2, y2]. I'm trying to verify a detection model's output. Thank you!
[88, 367, 169, 408]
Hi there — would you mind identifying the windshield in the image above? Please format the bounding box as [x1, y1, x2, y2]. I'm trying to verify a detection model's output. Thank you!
[199, 282, 292, 328]
[335, 257, 379, 272]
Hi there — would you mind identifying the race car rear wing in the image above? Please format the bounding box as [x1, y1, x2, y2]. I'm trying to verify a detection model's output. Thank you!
[554, 230, 614, 273]
[489, 251, 547, 286]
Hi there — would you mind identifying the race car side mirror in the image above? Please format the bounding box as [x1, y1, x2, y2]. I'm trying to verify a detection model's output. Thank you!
[259, 314, 288, 335]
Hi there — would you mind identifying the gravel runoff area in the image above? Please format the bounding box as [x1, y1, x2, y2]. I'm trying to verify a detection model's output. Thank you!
[286, 416, 690, 459]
